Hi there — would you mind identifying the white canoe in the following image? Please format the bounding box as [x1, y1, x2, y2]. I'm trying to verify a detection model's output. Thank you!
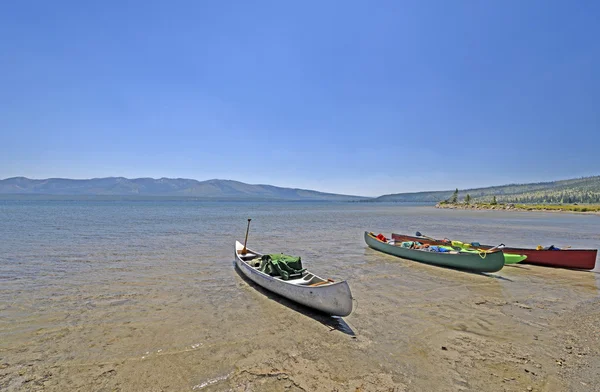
[234, 241, 353, 316]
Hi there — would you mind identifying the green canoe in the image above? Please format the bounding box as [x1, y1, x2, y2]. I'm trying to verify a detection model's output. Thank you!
[364, 232, 505, 273]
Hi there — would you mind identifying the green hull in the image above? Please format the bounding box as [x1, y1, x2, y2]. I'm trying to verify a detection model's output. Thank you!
[438, 246, 526, 264]
[501, 253, 526, 264]
[365, 232, 505, 273]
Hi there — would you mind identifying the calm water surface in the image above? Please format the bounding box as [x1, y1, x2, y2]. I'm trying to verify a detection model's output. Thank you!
[1, 200, 599, 391]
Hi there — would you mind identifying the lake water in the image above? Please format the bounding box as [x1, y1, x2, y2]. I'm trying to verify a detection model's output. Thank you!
[1, 200, 599, 391]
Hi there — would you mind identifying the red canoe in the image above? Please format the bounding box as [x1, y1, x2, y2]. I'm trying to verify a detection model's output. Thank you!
[391, 233, 598, 270]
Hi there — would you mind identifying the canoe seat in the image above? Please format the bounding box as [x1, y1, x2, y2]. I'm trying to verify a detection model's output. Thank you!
[309, 278, 335, 287]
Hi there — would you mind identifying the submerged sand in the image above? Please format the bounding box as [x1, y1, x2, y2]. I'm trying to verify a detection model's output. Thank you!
[1, 256, 598, 392]
[1, 202, 599, 391]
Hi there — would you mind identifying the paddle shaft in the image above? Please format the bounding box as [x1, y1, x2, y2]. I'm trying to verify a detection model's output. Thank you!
[417, 231, 568, 254]
[418, 231, 485, 249]
[242, 219, 252, 255]
[485, 243, 505, 252]
[418, 231, 496, 252]
[416, 232, 439, 242]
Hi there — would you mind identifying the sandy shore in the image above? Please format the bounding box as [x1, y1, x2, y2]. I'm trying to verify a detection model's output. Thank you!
[556, 299, 600, 392]
[2, 261, 599, 392]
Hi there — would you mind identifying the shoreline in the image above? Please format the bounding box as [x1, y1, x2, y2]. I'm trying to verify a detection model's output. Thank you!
[435, 203, 600, 215]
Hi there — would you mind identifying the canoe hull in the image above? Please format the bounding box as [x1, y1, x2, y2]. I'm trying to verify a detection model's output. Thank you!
[391, 233, 598, 270]
[499, 248, 596, 269]
[501, 253, 527, 265]
[234, 241, 353, 316]
[365, 232, 504, 273]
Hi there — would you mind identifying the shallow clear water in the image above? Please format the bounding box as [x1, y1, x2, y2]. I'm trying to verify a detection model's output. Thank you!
[1, 200, 598, 391]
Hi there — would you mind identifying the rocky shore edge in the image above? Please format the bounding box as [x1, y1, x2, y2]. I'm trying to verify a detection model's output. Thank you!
[436, 202, 517, 211]
[435, 202, 600, 214]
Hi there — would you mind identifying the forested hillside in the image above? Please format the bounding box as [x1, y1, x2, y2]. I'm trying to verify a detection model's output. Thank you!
[0, 177, 368, 201]
[375, 176, 600, 203]
[477, 176, 600, 203]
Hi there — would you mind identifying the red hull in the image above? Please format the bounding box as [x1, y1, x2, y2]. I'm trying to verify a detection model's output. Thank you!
[391, 233, 598, 270]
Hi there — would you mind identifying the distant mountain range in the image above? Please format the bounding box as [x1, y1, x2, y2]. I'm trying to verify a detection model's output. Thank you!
[374, 176, 600, 204]
[2, 175, 599, 203]
[0, 177, 368, 201]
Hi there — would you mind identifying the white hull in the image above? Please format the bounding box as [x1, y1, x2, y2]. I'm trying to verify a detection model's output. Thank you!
[234, 241, 353, 316]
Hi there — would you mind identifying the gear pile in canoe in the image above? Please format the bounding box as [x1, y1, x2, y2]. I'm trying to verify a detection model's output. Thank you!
[235, 241, 353, 316]
[391, 232, 598, 270]
[364, 232, 506, 273]
[233, 219, 353, 317]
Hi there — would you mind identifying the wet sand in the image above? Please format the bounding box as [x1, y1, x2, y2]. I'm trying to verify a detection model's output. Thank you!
[2, 257, 599, 391]
[1, 202, 599, 391]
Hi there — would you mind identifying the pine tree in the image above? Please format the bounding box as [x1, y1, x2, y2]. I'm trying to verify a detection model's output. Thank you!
[450, 188, 458, 204]
[465, 194, 471, 204]
[491, 196, 497, 205]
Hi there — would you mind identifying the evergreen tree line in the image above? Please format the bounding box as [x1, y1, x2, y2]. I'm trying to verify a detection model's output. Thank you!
[442, 188, 600, 204]
[382, 175, 600, 203]
[496, 191, 600, 204]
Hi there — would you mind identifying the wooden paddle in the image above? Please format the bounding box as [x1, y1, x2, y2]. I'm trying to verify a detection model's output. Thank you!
[486, 243, 505, 252]
[241, 218, 252, 255]
[415, 231, 440, 242]
[415, 231, 437, 241]
[416, 231, 479, 247]
[417, 231, 500, 252]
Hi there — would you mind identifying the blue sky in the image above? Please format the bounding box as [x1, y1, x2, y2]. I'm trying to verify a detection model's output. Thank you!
[1, 1, 598, 196]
